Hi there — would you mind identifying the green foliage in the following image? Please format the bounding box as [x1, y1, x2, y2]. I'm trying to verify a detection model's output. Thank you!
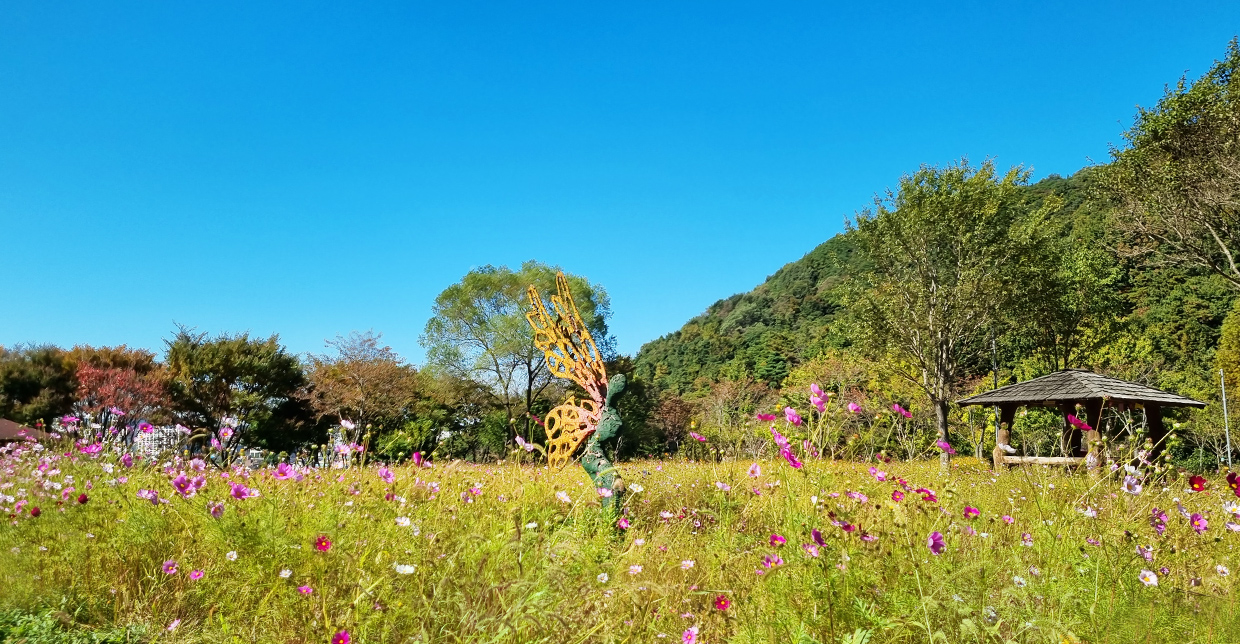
[1100, 38, 1240, 289]
[164, 328, 322, 454]
[0, 345, 75, 426]
[635, 235, 865, 396]
[0, 609, 147, 643]
[421, 260, 613, 444]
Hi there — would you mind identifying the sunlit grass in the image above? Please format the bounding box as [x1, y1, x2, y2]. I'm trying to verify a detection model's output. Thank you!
[0, 449, 1237, 643]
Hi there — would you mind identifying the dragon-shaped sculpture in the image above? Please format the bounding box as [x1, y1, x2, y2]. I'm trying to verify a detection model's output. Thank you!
[525, 272, 625, 508]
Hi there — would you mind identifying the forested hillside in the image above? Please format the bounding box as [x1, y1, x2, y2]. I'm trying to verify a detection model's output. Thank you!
[635, 168, 1237, 407]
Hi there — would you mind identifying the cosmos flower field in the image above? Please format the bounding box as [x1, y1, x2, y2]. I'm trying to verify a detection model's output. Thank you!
[0, 442, 1238, 643]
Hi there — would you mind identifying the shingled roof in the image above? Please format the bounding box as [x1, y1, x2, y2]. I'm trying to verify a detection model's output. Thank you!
[956, 369, 1206, 409]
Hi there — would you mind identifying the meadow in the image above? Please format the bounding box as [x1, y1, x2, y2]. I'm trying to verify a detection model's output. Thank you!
[0, 440, 1237, 644]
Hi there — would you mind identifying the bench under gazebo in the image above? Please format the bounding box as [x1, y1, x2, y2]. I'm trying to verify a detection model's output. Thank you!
[956, 369, 1205, 470]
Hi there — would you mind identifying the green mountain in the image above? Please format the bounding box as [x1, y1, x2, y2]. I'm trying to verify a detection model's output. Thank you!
[633, 169, 1237, 401]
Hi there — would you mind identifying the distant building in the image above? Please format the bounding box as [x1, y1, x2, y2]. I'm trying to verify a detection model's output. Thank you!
[0, 418, 49, 444]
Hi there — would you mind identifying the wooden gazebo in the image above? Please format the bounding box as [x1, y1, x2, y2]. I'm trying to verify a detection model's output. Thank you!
[957, 369, 1205, 469]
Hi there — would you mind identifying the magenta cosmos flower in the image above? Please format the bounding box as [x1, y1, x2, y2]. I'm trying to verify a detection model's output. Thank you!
[1191, 513, 1208, 534]
[935, 440, 957, 455]
[927, 532, 946, 555]
[297, 585, 313, 595]
[770, 533, 786, 547]
[892, 404, 912, 419]
[847, 402, 861, 414]
[162, 560, 178, 575]
[617, 517, 630, 530]
[189, 570, 204, 580]
[713, 594, 731, 610]
[688, 431, 706, 442]
[208, 502, 224, 519]
[314, 535, 332, 552]
[331, 631, 351, 644]
[963, 506, 980, 519]
[892, 489, 904, 502]
[756, 413, 776, 422]
[230, 483, 258, 500]
[784, 407, 803, 427]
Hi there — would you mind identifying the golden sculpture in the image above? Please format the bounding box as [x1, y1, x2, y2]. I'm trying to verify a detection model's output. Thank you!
[526, 272, 611, 468]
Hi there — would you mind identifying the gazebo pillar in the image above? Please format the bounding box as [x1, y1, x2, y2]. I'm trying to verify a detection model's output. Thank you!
[992, 404, 1017, 471]
[1146, 404, 1167, 461]
[1057, 401, 1084, 457]
[1083, 398, 1105, 470]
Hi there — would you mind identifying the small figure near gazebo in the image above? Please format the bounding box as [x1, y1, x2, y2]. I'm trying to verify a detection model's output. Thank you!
[957, 369, 1205, 470]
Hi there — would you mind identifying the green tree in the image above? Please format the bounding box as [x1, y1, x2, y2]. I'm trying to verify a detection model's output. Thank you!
[846, 159, 1056, 464]
[0, 345, 76, 426]
[164, 328, 321, 456]
[1101, 39, 1240, 289]
[420, 261, 613, 444]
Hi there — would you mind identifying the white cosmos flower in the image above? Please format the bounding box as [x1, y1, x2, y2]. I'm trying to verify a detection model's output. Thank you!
[226, 551, 238, 561]
[395, 517, 411, 527]
[279, 569, 292, 578]
[597, 573, 609, 583]
[1138, 570, 1158, 586]
[394, 564, 416, 575]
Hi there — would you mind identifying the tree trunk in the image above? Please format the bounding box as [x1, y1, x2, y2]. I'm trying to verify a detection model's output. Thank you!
[935, 398, 950, 469]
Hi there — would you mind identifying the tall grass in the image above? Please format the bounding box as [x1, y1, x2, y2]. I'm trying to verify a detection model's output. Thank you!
[0, 444, 1237, 643]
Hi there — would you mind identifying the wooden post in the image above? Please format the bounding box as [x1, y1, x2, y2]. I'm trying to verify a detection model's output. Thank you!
[992, 404, 1017, 471]
[1146, 404, 1167, 461]
[1058, 401, 1083, 457]
[1083, 398, 1104, 470]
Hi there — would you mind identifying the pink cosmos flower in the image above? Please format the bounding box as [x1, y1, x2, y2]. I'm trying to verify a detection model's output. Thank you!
[780, 447, 804, 469]
[713, 595, 731, 611]
[162, 560, 178, 575]
[1086, 537, 1101, 546]
[846, 491, 868, 503]
[208, 502, 224, 519]
[860, 531, 878, 542]
[377, 467, 394, 484]
[927, 531, 945, 555]
[892, 489, 904, 502]
[275, 463, 297, 481]
[688, 431, 706, 442]
[1137, 544, 1154, 561]
[756, 413, 776, 422]
[963, 506, 980, 519]
[121, 453, 134, 468]
[137, 489, 160, 505]
[935, 440, 956, 455]
[847, 402, 861, 414]
[172, 474, 195, 498]
[514, 436, 535, 452]
[682, 626, 699, 644]
[1001, 515, 1014, 524]
[617, 517, 630, 530]
[1191, 513, 1208, 534]
[868, 467, 887, 482]
[784, 407, 803, 427]
[138, 422, 153, 433]
[109, 407, 126, 417]
[770, 534, 786, 547]
[810, 383, 823, 397]
[331, 631, 351, 644]
[189, 570, 204, 580]
[314, 535, 332, 552]
[762, 553, 784, 568]
[748, 463, 761, 478]
[802, 543, 820, 557]
[230, 483, 258, 500]
[298, 585, 313, 595]
[892, 404, 912, 419]
[1021, 533, 1034, 547]
[1066, 414, 1092, 431]
[810, 395, 826, 413]
[219, 427, 234, 440]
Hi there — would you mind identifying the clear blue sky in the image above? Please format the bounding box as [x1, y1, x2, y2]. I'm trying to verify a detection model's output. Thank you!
[3, 2, 1239, 362]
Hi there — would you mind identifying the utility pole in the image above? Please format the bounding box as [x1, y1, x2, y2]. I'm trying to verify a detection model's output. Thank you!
[1222, 368, 1233, 469]
[990, 328, 999, 458]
